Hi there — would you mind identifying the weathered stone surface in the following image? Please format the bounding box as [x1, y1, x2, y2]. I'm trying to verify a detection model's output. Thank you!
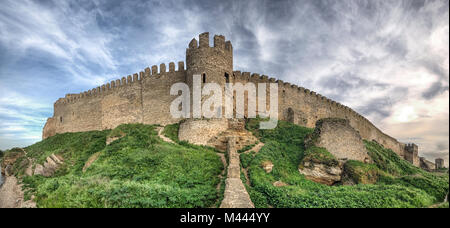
[299, 162, 343, 186]
[83, 152, 101, 173]
[404, 143, 419, 167]
[420, 157, 435, 171]
[262, 161, 274, 173]
[50, 154, 64, 164]
[33, 164, 46, 176]
[33, 154, 64, 177]
[307, 118, 371, 163]
[0, 176, 36, 208]
[220, 137, 254, 208]
[435, 158, 445, 170]
[209, 129, 258, 152]
[1, 149, 26, 177]
[220, 178, 254, 208]
[273, 181, 288, 187]
[227, 164, 241, 179]
[178, 118, 229, 146]
[157, 126, 175, 143]
[5, 165, 13, 176]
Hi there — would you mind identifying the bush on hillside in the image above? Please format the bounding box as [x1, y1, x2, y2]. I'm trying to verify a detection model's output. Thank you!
[162, 123, 180, 143]
[342, 160, 384, 184]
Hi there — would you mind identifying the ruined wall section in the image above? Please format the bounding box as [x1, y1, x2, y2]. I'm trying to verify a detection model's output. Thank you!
[307, 118, 371, 162]
[435, 158, 444, 169]
[231, 71, 407, 158]
[419, 157, 435, 171]
[178, 118, 229, 145]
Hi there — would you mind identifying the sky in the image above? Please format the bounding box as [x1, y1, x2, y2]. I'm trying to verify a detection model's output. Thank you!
[0, 0, 448, 165]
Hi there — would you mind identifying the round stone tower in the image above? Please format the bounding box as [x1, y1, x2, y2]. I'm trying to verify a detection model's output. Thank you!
[186, 32, 233, 87]
[185, 32, 233, 118]
[178, 33, 235, 146]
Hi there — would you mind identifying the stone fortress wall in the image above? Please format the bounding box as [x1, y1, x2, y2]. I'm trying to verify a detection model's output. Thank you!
[43, 32, 428, 166]
[43, 61, 186, 139]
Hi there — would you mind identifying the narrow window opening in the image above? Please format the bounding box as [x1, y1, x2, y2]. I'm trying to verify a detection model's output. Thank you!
[202, 73, 206, 83]
[60, 117, 63, 123]
[225, 72, 230, 83]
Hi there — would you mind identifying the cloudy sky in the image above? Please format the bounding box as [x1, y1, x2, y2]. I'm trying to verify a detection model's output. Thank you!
[0, 0, 448, 165]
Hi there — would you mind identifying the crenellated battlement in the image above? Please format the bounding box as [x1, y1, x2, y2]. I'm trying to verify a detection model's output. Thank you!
[404, 143, 419, 166]
[54, 61, 186, 106]
[187, 32, 233, 53]
[230, 69, 375, 128]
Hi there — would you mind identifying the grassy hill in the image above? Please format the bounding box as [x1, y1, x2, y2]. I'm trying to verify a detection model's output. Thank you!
[242, 118, 449, 208]
[3, 124, 223, 208]
[1, 120, 448, 208]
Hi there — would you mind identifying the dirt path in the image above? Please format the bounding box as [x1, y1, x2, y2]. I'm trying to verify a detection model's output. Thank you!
[243, 142, 265, 154]
[211, 152, 228, 208]
[242, 167, 251, 186]
[157, 126, 175, 143]
[0, 176, 36, 208]
[241, 141, 264, 186]
[215, 152, 227, 191]
[216, 153, 227, 173]
[0, 148, 36, 208]
[429, 192, 449, 208]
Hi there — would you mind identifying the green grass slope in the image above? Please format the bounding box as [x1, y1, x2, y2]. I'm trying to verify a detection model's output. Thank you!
[9, 124, 223, 208]
[243, 118, 449, 208]
[2, 119, 447, 208]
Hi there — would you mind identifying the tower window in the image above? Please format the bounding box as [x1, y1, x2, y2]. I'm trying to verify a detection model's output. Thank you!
[60, 117, 63, 123]
[202, 73, 206, 83]
[225, 73, 230, 83]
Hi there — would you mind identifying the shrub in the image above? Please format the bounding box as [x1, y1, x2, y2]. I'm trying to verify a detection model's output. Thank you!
[162, 123, 180, 143]
[237, 143, 256, 153]
[343, 160, 384, 184]
[364, 140, 420, 176]
[438, 202, 449, 208]
[240, 152, 255, 169]
[300, 146, 338, 167]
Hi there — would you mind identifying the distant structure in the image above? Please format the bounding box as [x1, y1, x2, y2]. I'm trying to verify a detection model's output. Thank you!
[43, 32, 438, 167]
[435, 158, 445, 170]
[419, 157, 435, 171]
[405, 143, 419, 167]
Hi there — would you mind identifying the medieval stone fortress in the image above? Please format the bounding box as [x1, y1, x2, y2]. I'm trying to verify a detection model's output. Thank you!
[43, 32, 444, 172]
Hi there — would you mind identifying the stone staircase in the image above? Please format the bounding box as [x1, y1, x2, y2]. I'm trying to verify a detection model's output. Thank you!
[208, 119, 258, 152]
[220, 137, 255, 208]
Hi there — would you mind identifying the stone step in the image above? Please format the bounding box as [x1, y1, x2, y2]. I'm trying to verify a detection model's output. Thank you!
[220, 178, 254, 208]
[220, 136, 255, 208]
